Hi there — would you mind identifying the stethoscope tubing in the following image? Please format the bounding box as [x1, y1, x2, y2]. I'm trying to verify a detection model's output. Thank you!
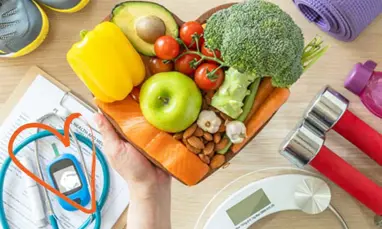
[0, 130, 110, 229]
[34, 113, 93, 218]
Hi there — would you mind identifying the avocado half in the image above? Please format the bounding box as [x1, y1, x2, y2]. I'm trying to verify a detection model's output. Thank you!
[111, 1, 179, 56]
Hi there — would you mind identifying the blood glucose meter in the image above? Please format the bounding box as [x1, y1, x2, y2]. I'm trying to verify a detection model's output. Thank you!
[47, 154, 90, 211]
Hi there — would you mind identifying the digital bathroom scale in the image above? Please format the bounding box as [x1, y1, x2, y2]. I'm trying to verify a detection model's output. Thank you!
[194, 168, 371, 229]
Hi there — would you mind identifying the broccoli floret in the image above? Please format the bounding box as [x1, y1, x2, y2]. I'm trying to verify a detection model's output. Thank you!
[211, 68, 258, 119]
[204, 8, 230, 50]
[271, 60, 303, 87]
[204, 0, 305, 87]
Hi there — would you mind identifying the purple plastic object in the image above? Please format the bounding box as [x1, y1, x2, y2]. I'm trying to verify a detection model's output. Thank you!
[293, 0, 382, 41]
[345, 60, 382, 118]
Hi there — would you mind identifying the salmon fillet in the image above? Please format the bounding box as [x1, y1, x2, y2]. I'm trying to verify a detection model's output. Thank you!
[96, 96, 161, 149]
[144, 132, 210, 186]
[96, 96, 210, 185]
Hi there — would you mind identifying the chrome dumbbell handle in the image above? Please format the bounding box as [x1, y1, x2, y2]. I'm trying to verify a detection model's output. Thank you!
[304, 86, 348, 133]
[304, 86, 382, 165]
[280, 120, 382, 216]
[280, 120, 323, 168]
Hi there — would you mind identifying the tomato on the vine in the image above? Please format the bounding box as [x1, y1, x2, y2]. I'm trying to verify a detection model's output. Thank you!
[149, 57, 174, 74]
[197, 37, 205, 49]
[201, 42, 222, 60]
[194, 63, 224, 90]
[154, 36, 180, 60]
[130, 87, 140, 102]
[175, 53, 201, 75]
[180, 21, 204, 48]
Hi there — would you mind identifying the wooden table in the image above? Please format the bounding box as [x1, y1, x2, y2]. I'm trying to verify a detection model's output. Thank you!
[0, 1, 381, 228]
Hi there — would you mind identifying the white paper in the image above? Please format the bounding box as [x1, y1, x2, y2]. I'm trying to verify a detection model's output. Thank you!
[0, 75, 129, 229]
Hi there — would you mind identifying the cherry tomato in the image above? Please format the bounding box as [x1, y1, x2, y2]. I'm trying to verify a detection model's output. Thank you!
[175, 53, 201, 75]
[130, 87, 140, 102]
[197, 37, 205, 50]
[154, 36, 180, 60]
[201, 42, 222, 60]
[149, 57, 174, 74]
[194, 63, 224, 90]
[180, 21, 204, 48]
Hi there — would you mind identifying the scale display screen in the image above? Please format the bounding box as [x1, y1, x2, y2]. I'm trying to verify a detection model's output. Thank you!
[226, 189, 271, 225]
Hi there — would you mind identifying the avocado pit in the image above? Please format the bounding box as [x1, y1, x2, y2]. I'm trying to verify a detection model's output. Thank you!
[135, 15, 166, 44]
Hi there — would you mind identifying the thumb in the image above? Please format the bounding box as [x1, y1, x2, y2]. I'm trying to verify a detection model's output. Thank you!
[94, 113, 120, 147]
[94, 113, 145, 181]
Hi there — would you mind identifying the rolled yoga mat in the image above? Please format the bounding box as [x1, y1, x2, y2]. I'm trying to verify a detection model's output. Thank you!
[293, 0, 382, 41]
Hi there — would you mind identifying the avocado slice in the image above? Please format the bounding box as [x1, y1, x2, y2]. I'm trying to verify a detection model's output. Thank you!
[111, 1, 179, 56]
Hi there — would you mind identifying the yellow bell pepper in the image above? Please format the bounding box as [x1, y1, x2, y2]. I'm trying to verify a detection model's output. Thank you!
[67, 22, 145, 103]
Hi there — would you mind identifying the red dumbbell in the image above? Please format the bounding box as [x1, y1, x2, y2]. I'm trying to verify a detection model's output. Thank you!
[280, 120, 382, 215]
[304, 86, 382, 165]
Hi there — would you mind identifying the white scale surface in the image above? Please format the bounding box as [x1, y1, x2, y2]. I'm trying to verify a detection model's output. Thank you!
[204, 174, 330, 229]
[195, 168, 370, 229]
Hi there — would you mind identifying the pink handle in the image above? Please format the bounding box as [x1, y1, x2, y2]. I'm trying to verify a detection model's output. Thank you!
[310, 145, 382, 215]
[333, 110, 382, 165]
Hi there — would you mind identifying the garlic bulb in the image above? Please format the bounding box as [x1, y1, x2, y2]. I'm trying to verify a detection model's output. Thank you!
[226, 121, 247, 143]
[197, 110, 222, 134]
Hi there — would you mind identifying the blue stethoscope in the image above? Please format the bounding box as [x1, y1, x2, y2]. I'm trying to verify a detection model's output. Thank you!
[0, 112, 110, 229]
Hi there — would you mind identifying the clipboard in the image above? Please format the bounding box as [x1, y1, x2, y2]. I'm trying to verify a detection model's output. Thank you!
[0, 66, 94, 124]
[0, 66, 128, 229]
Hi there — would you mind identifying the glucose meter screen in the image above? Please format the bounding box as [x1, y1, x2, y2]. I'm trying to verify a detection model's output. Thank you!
[53, 165, 82, 195]
[226, 189, 271, 226]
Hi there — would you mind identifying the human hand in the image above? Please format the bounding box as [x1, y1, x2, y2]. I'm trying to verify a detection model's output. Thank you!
[94, 113, 171, 229]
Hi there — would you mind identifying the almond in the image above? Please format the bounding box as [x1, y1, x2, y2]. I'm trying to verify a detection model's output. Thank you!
[210, 154, 226, 170]
[216, 137, 229, 151]
[173, 132, 183, 140]
[205, 96, 212, 105]
[187, 136, 205, 149]
[199, 154, 211, 164]
[218, 124, 226, 133]
[183, 123, 197, 139]
[202, 100, 208, 110]
[222, 162, 231, 169]
[203, 132, 213, 141]
[203, 142, 215, 157]
[210, 107, 220, 113]
[206, 90, 214, 100]
[213, 133, 221, 144]
[186, 142, 201, 154]
[219, 112, 232, 121]
[202, 99, 209, 110]
[194, 127, 204, 137]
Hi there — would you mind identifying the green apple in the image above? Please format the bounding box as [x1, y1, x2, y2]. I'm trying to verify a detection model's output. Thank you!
[140, 72, 202, 133]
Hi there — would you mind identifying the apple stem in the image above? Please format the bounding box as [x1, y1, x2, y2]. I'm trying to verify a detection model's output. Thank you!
[158, 96, 169, 105]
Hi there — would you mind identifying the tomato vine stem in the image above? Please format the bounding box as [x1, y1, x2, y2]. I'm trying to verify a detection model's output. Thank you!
[175, 34, 228, 68]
